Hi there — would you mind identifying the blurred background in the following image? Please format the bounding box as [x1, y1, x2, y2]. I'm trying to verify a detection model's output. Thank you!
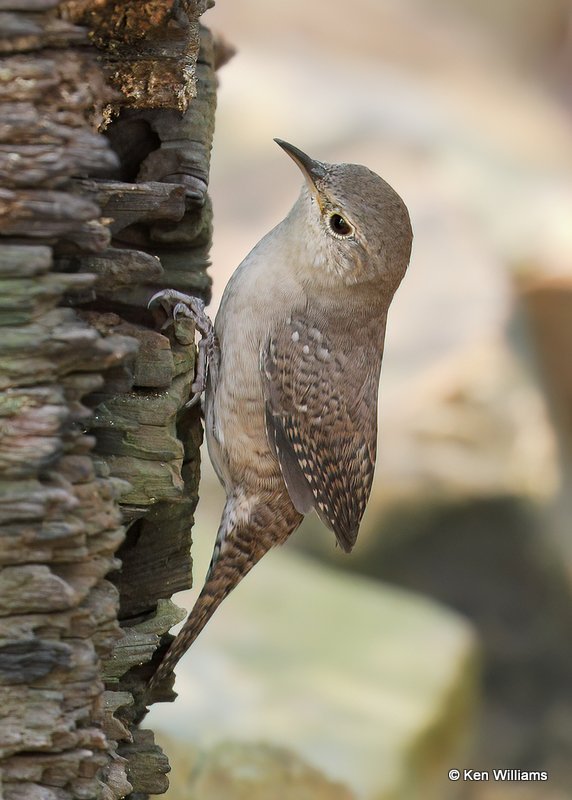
[148, 1, 572, 797]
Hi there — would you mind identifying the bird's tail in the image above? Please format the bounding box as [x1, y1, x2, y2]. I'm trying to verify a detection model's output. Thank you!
[147, 492, 302, 694]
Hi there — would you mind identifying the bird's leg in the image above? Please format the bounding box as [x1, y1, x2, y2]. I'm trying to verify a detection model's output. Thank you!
[148, 289, 219, 406]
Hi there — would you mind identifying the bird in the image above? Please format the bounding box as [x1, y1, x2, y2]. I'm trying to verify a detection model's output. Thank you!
[147, 139, 413, 693]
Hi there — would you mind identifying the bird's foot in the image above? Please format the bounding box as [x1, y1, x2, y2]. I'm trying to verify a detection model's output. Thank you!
[148, 289, 218, 406]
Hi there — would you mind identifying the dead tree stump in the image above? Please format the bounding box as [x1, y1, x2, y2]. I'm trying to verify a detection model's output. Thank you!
[0, 1, 218, 797]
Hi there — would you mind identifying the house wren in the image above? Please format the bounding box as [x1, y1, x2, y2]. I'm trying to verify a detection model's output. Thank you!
[147, 140, 412, 692]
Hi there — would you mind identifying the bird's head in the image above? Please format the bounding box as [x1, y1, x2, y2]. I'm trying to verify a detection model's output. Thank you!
[276, 139, 412, 299]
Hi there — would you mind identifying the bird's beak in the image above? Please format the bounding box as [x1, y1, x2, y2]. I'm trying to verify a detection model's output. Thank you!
[274, 139, 327, 200]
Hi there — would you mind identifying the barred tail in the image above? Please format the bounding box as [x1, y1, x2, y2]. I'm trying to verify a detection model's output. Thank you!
[147, 492, 302, 694]
[147, 541, 255, 692]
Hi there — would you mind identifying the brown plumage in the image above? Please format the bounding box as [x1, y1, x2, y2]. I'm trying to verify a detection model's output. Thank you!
[147, 139, 412, 694]
[262, 311, 382, 553]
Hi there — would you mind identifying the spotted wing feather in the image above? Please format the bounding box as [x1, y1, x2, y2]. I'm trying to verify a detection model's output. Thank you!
[262, 314, 382, 552]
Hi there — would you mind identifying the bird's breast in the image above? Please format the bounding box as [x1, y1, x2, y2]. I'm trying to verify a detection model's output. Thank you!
[205, 234, 304, 493]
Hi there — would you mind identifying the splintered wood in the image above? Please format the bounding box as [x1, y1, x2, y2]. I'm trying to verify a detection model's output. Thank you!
[0, 0, 217, 798]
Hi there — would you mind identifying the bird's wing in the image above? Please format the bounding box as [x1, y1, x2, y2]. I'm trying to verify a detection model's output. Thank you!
[262, 312, 382, 552]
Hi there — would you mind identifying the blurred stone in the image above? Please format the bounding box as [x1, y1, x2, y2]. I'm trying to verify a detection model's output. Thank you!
[371, 335, 558, 520]
[150, 550, 478, 800]
[300, 495, 572, 797]
[158, 738, 356, 800]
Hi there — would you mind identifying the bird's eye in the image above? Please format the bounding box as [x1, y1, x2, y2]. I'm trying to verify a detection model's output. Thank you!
[329, 213, 353, 237]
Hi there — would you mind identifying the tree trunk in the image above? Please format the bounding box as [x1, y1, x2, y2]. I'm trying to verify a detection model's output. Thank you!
[0, 1, 218, 797]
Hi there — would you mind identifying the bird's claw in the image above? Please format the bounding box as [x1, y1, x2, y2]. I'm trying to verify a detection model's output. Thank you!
[148, 289, 219, 405]
[149, 290, 203, 341]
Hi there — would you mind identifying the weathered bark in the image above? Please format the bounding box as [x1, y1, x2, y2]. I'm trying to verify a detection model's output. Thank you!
[0, 1, 218, 798]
